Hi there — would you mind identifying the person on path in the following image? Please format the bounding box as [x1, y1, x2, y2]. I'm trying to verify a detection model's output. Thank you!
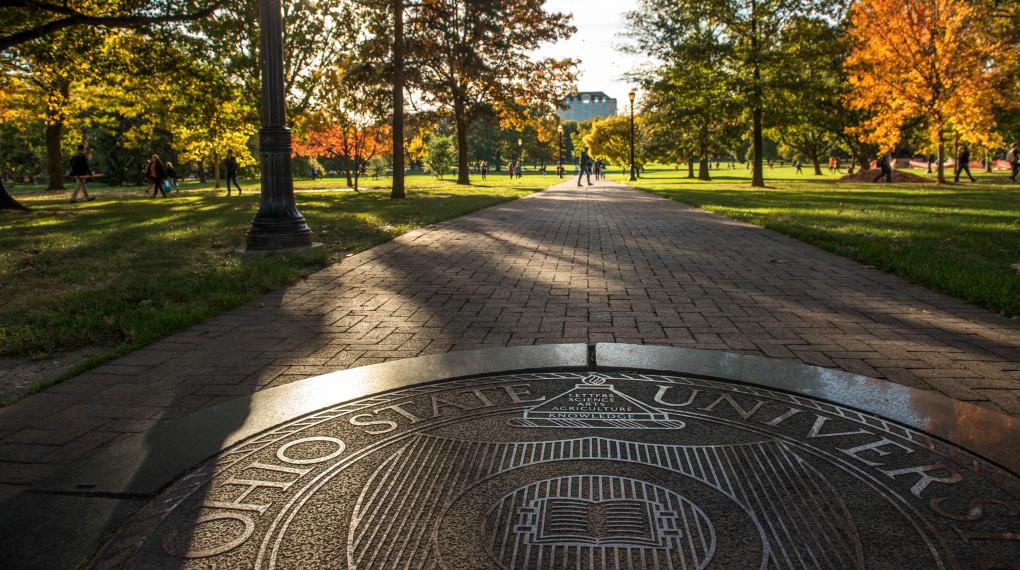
[955, 144, 976, 183]
[164, 161, 179, 192]
[69, 143, 95, 203]
[148, 154, 168, 198]
[1006, 143, 1018, 183]
[577, 146, 592, 186]
[872, 150, 892, 183]
[224, 150, 243, 195]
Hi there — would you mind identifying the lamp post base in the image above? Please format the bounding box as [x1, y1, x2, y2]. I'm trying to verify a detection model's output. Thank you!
[244, 219, 314, 250]
[236, 241, 324, 256]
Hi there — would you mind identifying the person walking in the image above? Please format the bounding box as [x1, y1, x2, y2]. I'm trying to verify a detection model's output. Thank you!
[480, 161, 487, 181]
[164, 161, 179, 192]
[872, 150, 892, 183]
[955, 144, 976, 183]
[1006, 143, 1018, 183]
[507, 162, 514, 178]
[147, 154, 168, 198]
[794, 159, 803, 174]
[576, 146, 592, 187]
[224, 150, 243, 195]
[69, 143, 95, 203]
[515, 162, 522, 179]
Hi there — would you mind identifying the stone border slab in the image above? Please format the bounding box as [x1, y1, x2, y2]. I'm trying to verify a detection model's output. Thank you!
[595, 343, 1020, 473]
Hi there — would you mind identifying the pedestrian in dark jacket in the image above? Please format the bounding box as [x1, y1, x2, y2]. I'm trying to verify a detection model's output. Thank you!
[954, 144, 975, 183]
[576, 146, 592, 186]
[224, 150, 243, 196]
[148, 154, 168, 198]
[69, 144, 95, 203]
[872, 151, 892, 183]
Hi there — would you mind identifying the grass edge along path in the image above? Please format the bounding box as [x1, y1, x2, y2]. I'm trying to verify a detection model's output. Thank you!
[0, 176, 542, 406]
[611, 165, 1020, 320]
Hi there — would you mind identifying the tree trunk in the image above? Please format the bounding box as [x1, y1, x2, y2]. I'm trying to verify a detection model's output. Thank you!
[0, 178, 27, 210]
[343, 155, 353, 187]
[750, 0, 764, 188]
[697, 127, 711, 180]
[45, 120, 65, 191]
[213, 153, 221, 188]
[812, 156, 822, 175]
[454, 96, 470, 185]
[687, 155, 695, 178]
[751, 108, 764, 187]
[936, 136, 945, 184]
[390, 0, 406, 199]
[854, 148, 871, 172]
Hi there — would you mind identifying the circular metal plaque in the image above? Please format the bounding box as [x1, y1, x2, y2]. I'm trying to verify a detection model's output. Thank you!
[91, 372, 1020, 569]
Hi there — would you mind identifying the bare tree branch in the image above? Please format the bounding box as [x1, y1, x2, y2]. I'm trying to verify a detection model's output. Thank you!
[0, 1, 227, 52]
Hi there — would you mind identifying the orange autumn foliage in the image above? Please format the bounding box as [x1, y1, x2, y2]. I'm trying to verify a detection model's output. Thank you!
[844, 0, 1005, 181]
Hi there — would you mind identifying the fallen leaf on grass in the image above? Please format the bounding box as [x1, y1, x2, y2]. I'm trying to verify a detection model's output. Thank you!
[890, 245, 901, 253]
[1011, 263, 1020, 274]
[102, 315, 116, 325]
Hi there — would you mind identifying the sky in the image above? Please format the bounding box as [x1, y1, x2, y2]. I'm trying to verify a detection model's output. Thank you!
[532, 0, 648, 106]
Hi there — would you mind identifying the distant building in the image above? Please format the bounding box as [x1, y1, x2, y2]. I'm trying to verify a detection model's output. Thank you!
[557, 91, 618, 123]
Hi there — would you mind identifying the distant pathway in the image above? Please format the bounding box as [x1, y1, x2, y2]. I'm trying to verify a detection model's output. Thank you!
[2, 177, 1019, 502]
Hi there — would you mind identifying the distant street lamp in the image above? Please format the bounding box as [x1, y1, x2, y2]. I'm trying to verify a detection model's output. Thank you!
[628, 89, 637, 182]
[557, 124, 564, 178]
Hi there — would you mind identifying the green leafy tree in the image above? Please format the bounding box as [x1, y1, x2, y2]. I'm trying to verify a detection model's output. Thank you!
[409, 0, 577, 184]
[584, 115, 647, 175]
[627, 0, 829, 187]
[425, 135, 455, 178]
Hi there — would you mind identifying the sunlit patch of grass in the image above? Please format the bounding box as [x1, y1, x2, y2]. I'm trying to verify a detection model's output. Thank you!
[610, 165, 1020, 317]
[0, 175, 540, 361]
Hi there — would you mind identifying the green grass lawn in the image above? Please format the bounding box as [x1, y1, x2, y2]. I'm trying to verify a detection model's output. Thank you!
[4, 163, 1018, 400]
[607, 163, 1020, 318]
[0, 173, 546, 393]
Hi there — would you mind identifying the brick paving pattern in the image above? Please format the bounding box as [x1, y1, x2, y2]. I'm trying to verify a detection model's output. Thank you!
[1, 178, 1019, 503]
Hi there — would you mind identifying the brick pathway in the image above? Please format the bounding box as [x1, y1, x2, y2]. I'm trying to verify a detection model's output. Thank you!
[2, 178, 1019, 503]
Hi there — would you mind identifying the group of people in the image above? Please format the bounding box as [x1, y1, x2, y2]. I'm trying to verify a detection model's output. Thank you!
[870, 143, 1020, 184]
[575, 147, 614, 186]
[507, 162, 523, 179]
[68, 146, 245, 203]
[143, 154, 177, 198]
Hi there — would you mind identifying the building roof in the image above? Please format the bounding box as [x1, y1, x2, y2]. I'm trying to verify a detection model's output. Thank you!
[563, 91, 615, 102]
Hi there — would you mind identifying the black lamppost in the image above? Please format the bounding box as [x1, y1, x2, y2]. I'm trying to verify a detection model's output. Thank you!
[628, 89, 637, 182]
[245, 0, 313, 250]
[557, 124, 564, 178]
